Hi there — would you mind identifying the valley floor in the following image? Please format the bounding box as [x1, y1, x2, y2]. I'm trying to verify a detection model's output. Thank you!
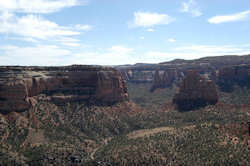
[0, 83, 250, 165]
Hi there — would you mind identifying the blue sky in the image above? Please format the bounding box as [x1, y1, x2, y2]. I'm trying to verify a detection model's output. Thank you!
[0, 0, 250, 66]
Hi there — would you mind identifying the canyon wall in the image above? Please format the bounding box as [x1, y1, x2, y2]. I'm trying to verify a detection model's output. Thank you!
[0, 66, 128, 114]
[117, 55, 250, 91]
[218, 64, 250, 92]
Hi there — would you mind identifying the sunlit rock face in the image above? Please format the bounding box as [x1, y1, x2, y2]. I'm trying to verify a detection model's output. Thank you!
[0, 66, 129, 114]
[173, 70, 218, 111]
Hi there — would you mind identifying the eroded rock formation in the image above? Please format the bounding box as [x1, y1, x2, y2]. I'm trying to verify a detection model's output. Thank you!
[218, 64, 250, 92]
[173, 70, 218, 111]
[150, 69, 182, 92]
[116, 55, 250, 92]
[0, 66, 128, 114]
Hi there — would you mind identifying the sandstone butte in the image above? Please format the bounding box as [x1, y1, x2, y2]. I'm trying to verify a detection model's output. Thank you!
[173, 70, 218, 111]
[0, 65, 129, 114]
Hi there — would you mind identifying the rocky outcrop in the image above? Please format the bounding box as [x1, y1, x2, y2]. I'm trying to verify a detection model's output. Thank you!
[119, 69, 155, 83]
[116, 55, 250, 91]
[0, 66, 128, 114]
[173, 71, 218, 111]
[150, 69, 183, 92]
[218, 64, 250, 92]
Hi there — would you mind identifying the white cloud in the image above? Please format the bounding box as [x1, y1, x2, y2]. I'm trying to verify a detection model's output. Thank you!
[56, 37, 80, 43]
[142, 44, 250, 63]
[174, 45, 250, 55]
[68, 52, 136, 66]
[181, 0, 202, 17]
[0, 0, 84, 14]
[132, 12, 175, 27]
[1, 44, 249, 66]
[109, 45, 134, 55]
[0, 45, 19, 50]
[168, 38, 176, 43]
[22, 37, 40, 43]
[61, 42, 81, 47]
[147, 28, 155, 32]
[208, 10, 250, 24]
[75, 24, 93, 31]
[65, 45, 135, 65]
[7, 37, 39, 43]
[140, 36, 145, 40]
[0, 45, 71, 66]
[55, 37, 81, 47]
[69, 44, 250, 65]
[0, 13, 92, 40]
[0, 1, 91, 43]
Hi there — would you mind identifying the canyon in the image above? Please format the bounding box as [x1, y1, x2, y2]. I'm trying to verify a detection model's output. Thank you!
[1, 55, 250, 114]
[0, 55, 249, 165]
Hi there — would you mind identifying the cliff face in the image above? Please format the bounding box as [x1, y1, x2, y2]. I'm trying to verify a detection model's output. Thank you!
[173, 71, 218, 111]
[120, 69, 155, 83]
[150, 69, 183, 92]
[0, 66, 128, 114]
[218, 65, 250, 92]
[117, 55, 250, 92]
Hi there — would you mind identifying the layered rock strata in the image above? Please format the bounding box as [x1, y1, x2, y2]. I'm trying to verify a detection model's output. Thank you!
[0, 66, 128, 114]
[173, 70, 218, 111]
[117, 55, 250, 91]
[218, 64, 250, 92]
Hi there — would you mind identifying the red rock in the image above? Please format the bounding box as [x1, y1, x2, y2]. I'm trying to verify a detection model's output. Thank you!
[0, 66, 129, 114]
[218, 64, 250, 92]
[173, 70, 218, 111]
[151, 69, 179, 92]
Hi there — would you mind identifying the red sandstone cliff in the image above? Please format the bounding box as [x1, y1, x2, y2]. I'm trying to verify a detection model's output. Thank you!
[116, 55, 250, 92]
[0, 66, 128, 114]
[173, 70, 218, 111]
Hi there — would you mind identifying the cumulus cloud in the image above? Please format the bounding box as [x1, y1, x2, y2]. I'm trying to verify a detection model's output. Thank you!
[132, 12, 175, 27]
[0, 0, 91, 46]
[0, 0, 85, 14]
[208, 10, 250, 24]
[181, 0, 202, 17]
[0, 12, 91, 40]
